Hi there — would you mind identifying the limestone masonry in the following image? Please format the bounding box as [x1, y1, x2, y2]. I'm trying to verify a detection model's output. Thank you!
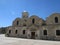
[5, 11, 60, 41]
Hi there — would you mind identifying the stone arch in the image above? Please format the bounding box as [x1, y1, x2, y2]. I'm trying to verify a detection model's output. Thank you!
[28, 15, 44, 26]
[46, 13, 60, 24]
[12, 18, 21, 26]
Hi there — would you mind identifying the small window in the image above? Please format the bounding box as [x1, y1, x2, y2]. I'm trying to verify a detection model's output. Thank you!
[55, 17, 58, 23]
[9, 30, 11, 34]
[17, 21, 19, 25]
[15, 30, 18, 34]
[23, 30, 25, 34]
[56, 30, 60, 36]
[32, 18, 35, 24]
[43, 30, 47, 35]
[23, 24, 26, 26]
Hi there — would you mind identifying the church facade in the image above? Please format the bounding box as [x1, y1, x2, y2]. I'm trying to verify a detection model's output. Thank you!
[5, 11, 60, 41]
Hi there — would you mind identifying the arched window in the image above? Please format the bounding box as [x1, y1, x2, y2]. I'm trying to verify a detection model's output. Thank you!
[23, 30, 25, 34]
[15, 30, 18, 34]
[32, 18, 35, 24]
[55, 17, 58, 23]
[43, 30, 47, 35]
[17, 21, 19, 25]
[9, 30, 11, 34]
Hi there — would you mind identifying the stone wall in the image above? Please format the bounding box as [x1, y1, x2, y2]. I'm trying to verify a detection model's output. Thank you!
[5, 12, 60, 41]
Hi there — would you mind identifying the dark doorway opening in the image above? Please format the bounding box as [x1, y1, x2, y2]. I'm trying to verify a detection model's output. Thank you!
[43, 30, 47, 35]
[31, 32, 35, 39]
[23, 30, 25, 34]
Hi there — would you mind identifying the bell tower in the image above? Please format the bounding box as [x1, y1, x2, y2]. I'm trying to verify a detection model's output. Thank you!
[22, 11, 29, 18]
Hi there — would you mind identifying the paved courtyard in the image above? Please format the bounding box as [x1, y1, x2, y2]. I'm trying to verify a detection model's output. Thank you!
[0, 34, 60, 45]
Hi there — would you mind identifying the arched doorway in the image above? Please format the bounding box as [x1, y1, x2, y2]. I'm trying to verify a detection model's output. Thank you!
[31, 32, 35, 39]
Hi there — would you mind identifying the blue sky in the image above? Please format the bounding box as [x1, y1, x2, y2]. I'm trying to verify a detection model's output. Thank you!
[0, 0, 60, 27]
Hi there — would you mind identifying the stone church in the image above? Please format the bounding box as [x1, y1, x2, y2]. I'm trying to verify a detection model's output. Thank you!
[5, 11, 60, 40]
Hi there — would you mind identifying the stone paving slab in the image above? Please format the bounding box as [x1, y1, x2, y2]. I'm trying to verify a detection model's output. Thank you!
[0, 34, 60, 45]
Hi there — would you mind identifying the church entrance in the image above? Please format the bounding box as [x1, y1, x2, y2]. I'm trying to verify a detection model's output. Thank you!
[31, 32, 35, 39]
